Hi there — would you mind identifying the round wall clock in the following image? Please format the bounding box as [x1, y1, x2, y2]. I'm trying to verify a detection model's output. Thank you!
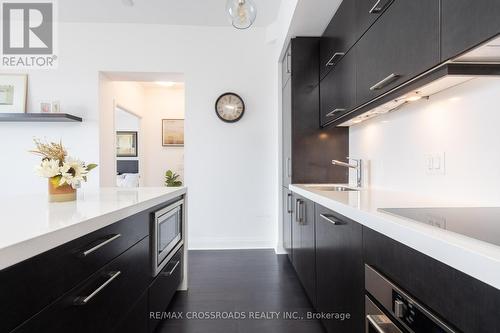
[215, 92, 245, 123]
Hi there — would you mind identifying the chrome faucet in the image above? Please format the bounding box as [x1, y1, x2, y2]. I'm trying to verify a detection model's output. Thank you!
[332, 157, 362, 188]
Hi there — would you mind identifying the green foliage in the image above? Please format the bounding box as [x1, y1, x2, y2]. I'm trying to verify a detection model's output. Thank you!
[165, 170, 183, 187]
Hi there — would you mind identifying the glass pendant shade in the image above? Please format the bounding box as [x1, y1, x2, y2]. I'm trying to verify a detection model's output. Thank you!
[226, 0, 257, 29]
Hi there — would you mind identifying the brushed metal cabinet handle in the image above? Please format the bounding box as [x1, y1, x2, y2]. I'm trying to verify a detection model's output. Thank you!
[369, 0, 393, 14]
[326, 52, 345, 67]
[74, 271, 121, 305]
[286, 157, 292, 178]
[369, 0, 383, 13]
[326, 108, 346, 118]
[286, 52, 292, 74]
[366, 315, 402, 333]
[320, 214, 343, 225]
[286, 193, 293, 213]
[161, 260, 180, 277]
[82, 234, 122, 257]
[370, 73, 401, 91]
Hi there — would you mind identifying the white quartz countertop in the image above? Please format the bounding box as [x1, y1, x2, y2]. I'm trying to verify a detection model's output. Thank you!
[0, 187, 187, 270]
[289, 184, 500, 290]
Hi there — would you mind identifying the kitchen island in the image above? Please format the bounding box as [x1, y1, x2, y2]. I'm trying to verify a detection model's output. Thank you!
[0, 187, 187, 333]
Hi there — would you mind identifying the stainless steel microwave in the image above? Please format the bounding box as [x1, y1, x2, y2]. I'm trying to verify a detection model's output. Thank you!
[151, 198, 184, 277]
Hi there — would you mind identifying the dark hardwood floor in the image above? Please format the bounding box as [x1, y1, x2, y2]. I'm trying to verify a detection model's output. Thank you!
[157, 249, 324, 333]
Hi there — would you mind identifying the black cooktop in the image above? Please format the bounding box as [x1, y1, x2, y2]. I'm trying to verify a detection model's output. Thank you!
[379, 207, 500, 247]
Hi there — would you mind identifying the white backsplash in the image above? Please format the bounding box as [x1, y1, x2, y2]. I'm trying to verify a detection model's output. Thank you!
[349, 77, 500, 205]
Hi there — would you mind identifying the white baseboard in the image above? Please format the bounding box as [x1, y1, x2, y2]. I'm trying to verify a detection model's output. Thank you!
[188, 237, 275, 250]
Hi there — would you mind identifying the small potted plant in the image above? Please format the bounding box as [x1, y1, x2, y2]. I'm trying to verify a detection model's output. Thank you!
[31, 139, 97, 202]
[165, 170, 183, 187]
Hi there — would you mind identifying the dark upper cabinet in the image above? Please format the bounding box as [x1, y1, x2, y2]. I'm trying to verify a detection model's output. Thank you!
[356, 0, 440, 105]
[319, 0, 357, 80]
[320, 50, 356, 127]
[315, 205, 364, 333]
[441, 0, 500, 61]
[282, 43, 292, 87]
[282, 188, 293, 262]
[291, 193, 316, 307]
[282, 77, 292, 187]
[355, 0, 394, 39]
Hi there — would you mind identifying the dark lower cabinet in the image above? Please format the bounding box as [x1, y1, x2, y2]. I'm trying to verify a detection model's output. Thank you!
[13, 237, 150, 333]
[356, 0, 440, 105]
[364, 227, 500, 333]
[149, 247, 184, 333]
[282, 187, 293, 262]
[291, 193, 316, 307]
[442, 0, 500, 61]
[113, 291, 148, 333]
[315, 205, 364, 333]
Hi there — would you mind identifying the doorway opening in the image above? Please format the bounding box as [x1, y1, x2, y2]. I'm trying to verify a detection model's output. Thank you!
[98, 72, 185, 188]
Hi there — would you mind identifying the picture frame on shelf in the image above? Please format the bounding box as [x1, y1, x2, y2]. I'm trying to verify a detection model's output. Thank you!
[0, 74, 27, 114]
[162, 119, 184, 147]
[116, 131, 138, 157]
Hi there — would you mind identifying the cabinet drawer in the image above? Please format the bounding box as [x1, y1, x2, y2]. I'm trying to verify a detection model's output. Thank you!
[315, 205, 364, 333]
[320, 51, 356, 127]
[356, 0, 439, 105]
[149, 246, 184, 333]
[320, 0, 357, 80]
[363, 227, 500, 333]
[13, 236, 150, 333]
[355, 0, 394, 40]
[0, 208, 151, 333]
[441, 0, 500, 61]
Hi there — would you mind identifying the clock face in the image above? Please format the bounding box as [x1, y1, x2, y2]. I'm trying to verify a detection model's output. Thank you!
[215, 93, 245, 123]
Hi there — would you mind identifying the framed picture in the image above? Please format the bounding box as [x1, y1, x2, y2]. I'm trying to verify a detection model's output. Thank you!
[0, 74, 27, 114]
[116, 131, 138, 157]
[162, 119, 184, 146]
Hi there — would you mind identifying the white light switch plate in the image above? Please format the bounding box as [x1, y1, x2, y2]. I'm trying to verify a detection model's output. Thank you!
[425, 152, 446, 175]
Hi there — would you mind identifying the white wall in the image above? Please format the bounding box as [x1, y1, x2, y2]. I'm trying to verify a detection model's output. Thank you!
[1, 23, 278, 250]
[350, 78, 500, 205]
[142, 85, 185, 187]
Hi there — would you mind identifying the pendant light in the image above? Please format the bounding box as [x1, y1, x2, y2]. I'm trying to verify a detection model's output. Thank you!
[226, 0, 257, 30]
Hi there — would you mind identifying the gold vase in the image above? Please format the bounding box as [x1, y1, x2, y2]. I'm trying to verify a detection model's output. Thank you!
[48, 179, 76, 202]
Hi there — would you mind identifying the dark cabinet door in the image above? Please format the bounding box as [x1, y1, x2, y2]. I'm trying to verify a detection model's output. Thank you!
[441, 0, 500, 61]
[319, 0, 357, 80]
[356, 0, 440, 105]
[315, 205, 364, 333]
[13, 237, 150, 333]
[291, 193, 316, 307]
[320, 51, 356, 127]
[282, 79, 292, 187]
[282, 188, 293, 262]
[282, 43, 292, 87]
[355, 0, 394, 39]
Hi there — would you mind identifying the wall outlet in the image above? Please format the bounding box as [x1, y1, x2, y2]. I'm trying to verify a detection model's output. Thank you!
[425, 152, 445, 175]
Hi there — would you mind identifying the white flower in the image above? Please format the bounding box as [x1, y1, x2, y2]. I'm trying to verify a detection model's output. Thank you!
[36, 159, 61, 178]
[59, 157, 88, 187]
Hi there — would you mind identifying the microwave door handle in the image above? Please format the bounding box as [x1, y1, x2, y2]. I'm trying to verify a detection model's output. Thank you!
[366, 315, 402, 333]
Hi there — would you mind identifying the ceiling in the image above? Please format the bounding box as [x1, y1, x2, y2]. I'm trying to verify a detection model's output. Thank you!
[59, 0, 282, 27]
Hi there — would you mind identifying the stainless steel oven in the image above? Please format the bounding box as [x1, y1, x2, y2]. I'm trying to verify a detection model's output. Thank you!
[152, 199, 184, 276]
[365, 265, 456, 333]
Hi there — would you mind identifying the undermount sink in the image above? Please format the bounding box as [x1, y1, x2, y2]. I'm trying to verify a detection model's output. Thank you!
[305, 185, 360, 192]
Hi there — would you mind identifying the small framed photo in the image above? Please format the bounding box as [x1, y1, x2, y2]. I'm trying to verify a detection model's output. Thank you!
[116, 131, 138, 157]
[162, 119, 184, 147]
[0, 74, 27, 114]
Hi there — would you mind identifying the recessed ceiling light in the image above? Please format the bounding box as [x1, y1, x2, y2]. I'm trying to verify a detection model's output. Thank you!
[155, 81, 175, 87]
